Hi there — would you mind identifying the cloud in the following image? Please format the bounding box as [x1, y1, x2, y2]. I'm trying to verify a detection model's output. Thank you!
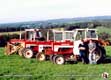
[0, 0, 111, 23]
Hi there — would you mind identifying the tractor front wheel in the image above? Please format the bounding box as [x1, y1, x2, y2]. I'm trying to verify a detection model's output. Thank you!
[36, 52, 46, 61]
[23, 48, 33, 59]
[54, 55, 65, 65]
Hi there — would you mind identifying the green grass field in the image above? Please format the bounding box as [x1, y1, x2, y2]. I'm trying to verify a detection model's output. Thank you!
[0, 46, 111, 80]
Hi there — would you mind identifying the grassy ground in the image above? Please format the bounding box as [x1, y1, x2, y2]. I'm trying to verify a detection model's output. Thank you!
[0, 46, 111, 80]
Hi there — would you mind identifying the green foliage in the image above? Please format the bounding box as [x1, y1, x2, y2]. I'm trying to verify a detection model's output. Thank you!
[98, 32, 111, 40]
[0, 47, 111, 80]
[0, 34, 19, 47]
[97, 27, 111, 40]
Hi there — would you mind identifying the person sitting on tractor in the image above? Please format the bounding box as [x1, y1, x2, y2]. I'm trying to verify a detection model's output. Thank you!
[79, 40, 88, 64]
[88, 39, 97, 64]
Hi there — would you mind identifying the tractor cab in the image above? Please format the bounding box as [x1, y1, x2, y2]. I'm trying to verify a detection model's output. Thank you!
[52, 28, 98, 41]
[73, 28, 98, 55]
[74, 28, 98, 41]
[52, 30, 74, 41]
[24, 29, 44, 41]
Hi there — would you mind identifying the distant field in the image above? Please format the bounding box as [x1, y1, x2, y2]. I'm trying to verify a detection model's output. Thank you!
[0, 27, 111, 35]
[0, 31, 24, 35]
[97, 27, 111, 34]
[0, 46, 111, 80]
[97, 27, 111, 40]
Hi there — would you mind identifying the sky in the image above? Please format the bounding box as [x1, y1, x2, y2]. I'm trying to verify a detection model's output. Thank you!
[0, 0, 111, 23]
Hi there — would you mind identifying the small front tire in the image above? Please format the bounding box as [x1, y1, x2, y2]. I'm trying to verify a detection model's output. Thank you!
[54, 55, 65, 65]
[23, 48, 33, 59]
[36, 52, 46, 61]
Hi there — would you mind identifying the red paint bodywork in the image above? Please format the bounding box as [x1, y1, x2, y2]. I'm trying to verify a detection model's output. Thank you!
[10, 39, 74, 56]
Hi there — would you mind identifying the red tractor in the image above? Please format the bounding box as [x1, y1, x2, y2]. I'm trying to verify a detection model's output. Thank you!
[5, 28, 106, 64]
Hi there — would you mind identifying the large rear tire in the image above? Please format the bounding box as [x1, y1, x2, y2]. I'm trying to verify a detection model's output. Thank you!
[96, 46, 106, 64]
[23, 48, 33, 59]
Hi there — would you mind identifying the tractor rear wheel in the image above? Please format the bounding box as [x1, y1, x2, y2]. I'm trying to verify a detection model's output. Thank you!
[23, 48, 33, 59]
[50, 55, 55, 62]
[88, 45, 106, 64]
[95, 46, 106, 64]
[36, 52, 46, 61]
[54, 55, 65, 65]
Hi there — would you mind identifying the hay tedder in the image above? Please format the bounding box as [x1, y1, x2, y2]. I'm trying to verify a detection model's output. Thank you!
[5, 28, 106, 64]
